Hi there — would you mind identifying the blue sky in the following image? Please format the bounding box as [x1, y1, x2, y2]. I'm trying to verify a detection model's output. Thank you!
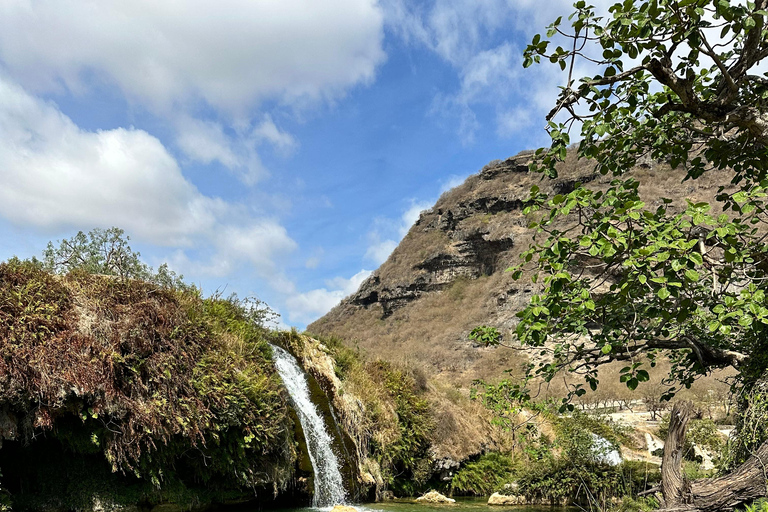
[0, 0, 591, 329]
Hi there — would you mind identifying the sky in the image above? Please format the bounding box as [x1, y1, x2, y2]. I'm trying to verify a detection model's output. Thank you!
[0, 0, 595, 329]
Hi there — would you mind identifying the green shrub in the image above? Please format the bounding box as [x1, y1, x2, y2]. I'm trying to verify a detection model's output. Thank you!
[366, 361, 434, 494]
[742, 499, 768, 512]
[451, 452, 517, 496]
[612, 496, 659, 512]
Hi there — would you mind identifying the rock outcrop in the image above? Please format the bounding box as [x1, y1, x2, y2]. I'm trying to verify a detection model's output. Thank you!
[416, 490, 455, 504]
[488, 493, 525, 506]
[278, 333, 385, 500]
[309, 151, 730, 387]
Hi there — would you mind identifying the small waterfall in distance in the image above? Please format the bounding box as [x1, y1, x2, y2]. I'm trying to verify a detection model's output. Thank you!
[271, 344, 347, 508]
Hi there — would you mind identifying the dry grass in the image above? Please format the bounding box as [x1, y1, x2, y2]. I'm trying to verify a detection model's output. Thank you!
[310, 150, 740, 413]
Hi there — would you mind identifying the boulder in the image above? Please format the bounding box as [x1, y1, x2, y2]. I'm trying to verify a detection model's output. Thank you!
[416, 491, 455, 504]
[381, 490, 396, 501]
[488, 493, 524, 506]
[330, 506, 358, 512]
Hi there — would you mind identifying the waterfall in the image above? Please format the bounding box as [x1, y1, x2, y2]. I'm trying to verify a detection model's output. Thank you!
[271, 345, 347, 507]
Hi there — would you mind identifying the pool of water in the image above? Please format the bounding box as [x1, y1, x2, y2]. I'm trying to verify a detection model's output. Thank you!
[266, 497, 566, 512]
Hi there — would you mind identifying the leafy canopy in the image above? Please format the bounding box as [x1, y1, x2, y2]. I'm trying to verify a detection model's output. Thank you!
[491, 0, 768, 409]
[43, 227, 188, 289]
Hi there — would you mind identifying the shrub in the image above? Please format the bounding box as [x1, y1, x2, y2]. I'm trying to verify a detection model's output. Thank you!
[451, 452, 517, 496]
[0, 259, 294, 509]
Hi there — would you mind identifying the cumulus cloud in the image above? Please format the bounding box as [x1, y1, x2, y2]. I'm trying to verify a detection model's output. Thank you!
[174, 114, 297, 185]
[0, 0, 386, 188]
[0, 0, 386, 114]
[285, 269, 372, 324]
[0, 74, 297, 280]
[0, 76, 219, 245]
[365, 239, 399, 265]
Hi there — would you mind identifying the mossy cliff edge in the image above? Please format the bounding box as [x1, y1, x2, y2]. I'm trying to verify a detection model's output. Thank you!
[0, 259, 297, 511]
[0, 258, 489, 510]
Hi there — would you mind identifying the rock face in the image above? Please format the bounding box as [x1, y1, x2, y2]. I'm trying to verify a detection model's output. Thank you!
[416, 490, 456, 504]
[308, 151, 729, 386]
[279, 334, 385, 500]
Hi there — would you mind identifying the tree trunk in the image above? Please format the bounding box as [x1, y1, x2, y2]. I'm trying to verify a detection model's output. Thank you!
[659, 401, 768, 512]
[688, 440, 768, 511]
[661, 401, 694, 508]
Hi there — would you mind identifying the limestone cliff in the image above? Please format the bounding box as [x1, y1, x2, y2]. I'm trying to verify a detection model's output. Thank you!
[308, 150, 729, 387]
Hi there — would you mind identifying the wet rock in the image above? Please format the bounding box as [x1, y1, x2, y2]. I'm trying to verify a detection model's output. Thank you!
[331, 505, 358, 512]
[416, 490, 455, 504]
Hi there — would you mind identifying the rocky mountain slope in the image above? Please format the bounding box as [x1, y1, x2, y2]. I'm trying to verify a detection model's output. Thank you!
[309, 150, 731, 388]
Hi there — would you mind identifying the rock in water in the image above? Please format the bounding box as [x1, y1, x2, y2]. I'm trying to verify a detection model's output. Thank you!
[488, 493, 524, 506]
[416, 491, 456, 504]
[331, 506, 358, 512]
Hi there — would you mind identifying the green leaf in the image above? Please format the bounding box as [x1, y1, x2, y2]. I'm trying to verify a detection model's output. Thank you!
[657, 287, 671, 300]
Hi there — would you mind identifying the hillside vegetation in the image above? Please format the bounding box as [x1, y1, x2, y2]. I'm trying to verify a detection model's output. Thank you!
[309, 151, 734, 402]
[0, 257, 295, 510]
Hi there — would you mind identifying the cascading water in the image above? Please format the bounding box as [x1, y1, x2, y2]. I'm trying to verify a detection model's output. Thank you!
[271, 345, 347, 508]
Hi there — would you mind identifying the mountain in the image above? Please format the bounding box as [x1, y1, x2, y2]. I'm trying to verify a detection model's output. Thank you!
[308, 150, 730, 389]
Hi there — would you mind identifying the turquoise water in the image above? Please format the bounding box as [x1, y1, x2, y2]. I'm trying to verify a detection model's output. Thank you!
[267, 497, 566, 512]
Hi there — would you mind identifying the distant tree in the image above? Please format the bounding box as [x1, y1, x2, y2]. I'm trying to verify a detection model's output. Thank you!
[481, 0, 768, 509]
[43, 227, 188, 289]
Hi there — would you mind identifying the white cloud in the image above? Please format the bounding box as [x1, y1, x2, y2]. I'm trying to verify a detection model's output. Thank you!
[174, 114, 297, 185]
[365, 239, 398, 265]
[364, 199, 431, 264]
[252, 116, 297, 154]
[0, 75, 218, 245]
[0, 74, 298, 279]
[0, 0, 386, 188]
[440, 174, 466, 192]
[175, 116, 245, 170]
[385, 0, 615, 142]
[285, 269, 372, 324]
[0, 0, 386, 115]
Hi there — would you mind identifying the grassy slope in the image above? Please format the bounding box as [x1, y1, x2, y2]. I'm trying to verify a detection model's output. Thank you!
[309, 151, 734, 400]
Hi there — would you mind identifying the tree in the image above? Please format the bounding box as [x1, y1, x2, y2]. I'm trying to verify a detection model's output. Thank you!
[43, 227, 188, 289]
[490, 0, 768, 509]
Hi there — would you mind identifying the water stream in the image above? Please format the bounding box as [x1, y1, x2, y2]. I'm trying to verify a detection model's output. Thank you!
[271, 344, 347, 507]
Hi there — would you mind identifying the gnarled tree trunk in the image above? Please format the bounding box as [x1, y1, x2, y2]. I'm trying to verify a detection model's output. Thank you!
[659, 401, 768, 512]
[661, 401, 694, 508]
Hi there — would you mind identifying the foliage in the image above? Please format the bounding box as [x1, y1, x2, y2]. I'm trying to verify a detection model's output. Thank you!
[367, 361, 434, 494]
[468, 326, 502, 347]
[0, 258, 293, 508]
[742, 499, 768, 512]
[450, 452, 517, 496]
[482, 0, 768, 418]
[43, 227, 189, 290]
[306, 332, 361, 380]
[613, 496, 660, 512]
[301, 332, 437, 496]
[555, 411, 632, 457]
[726, 373, 768, 468]
[657, 415, 724, 462]
[488, 407, 660, 505]
[515, 458, 660, 506]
